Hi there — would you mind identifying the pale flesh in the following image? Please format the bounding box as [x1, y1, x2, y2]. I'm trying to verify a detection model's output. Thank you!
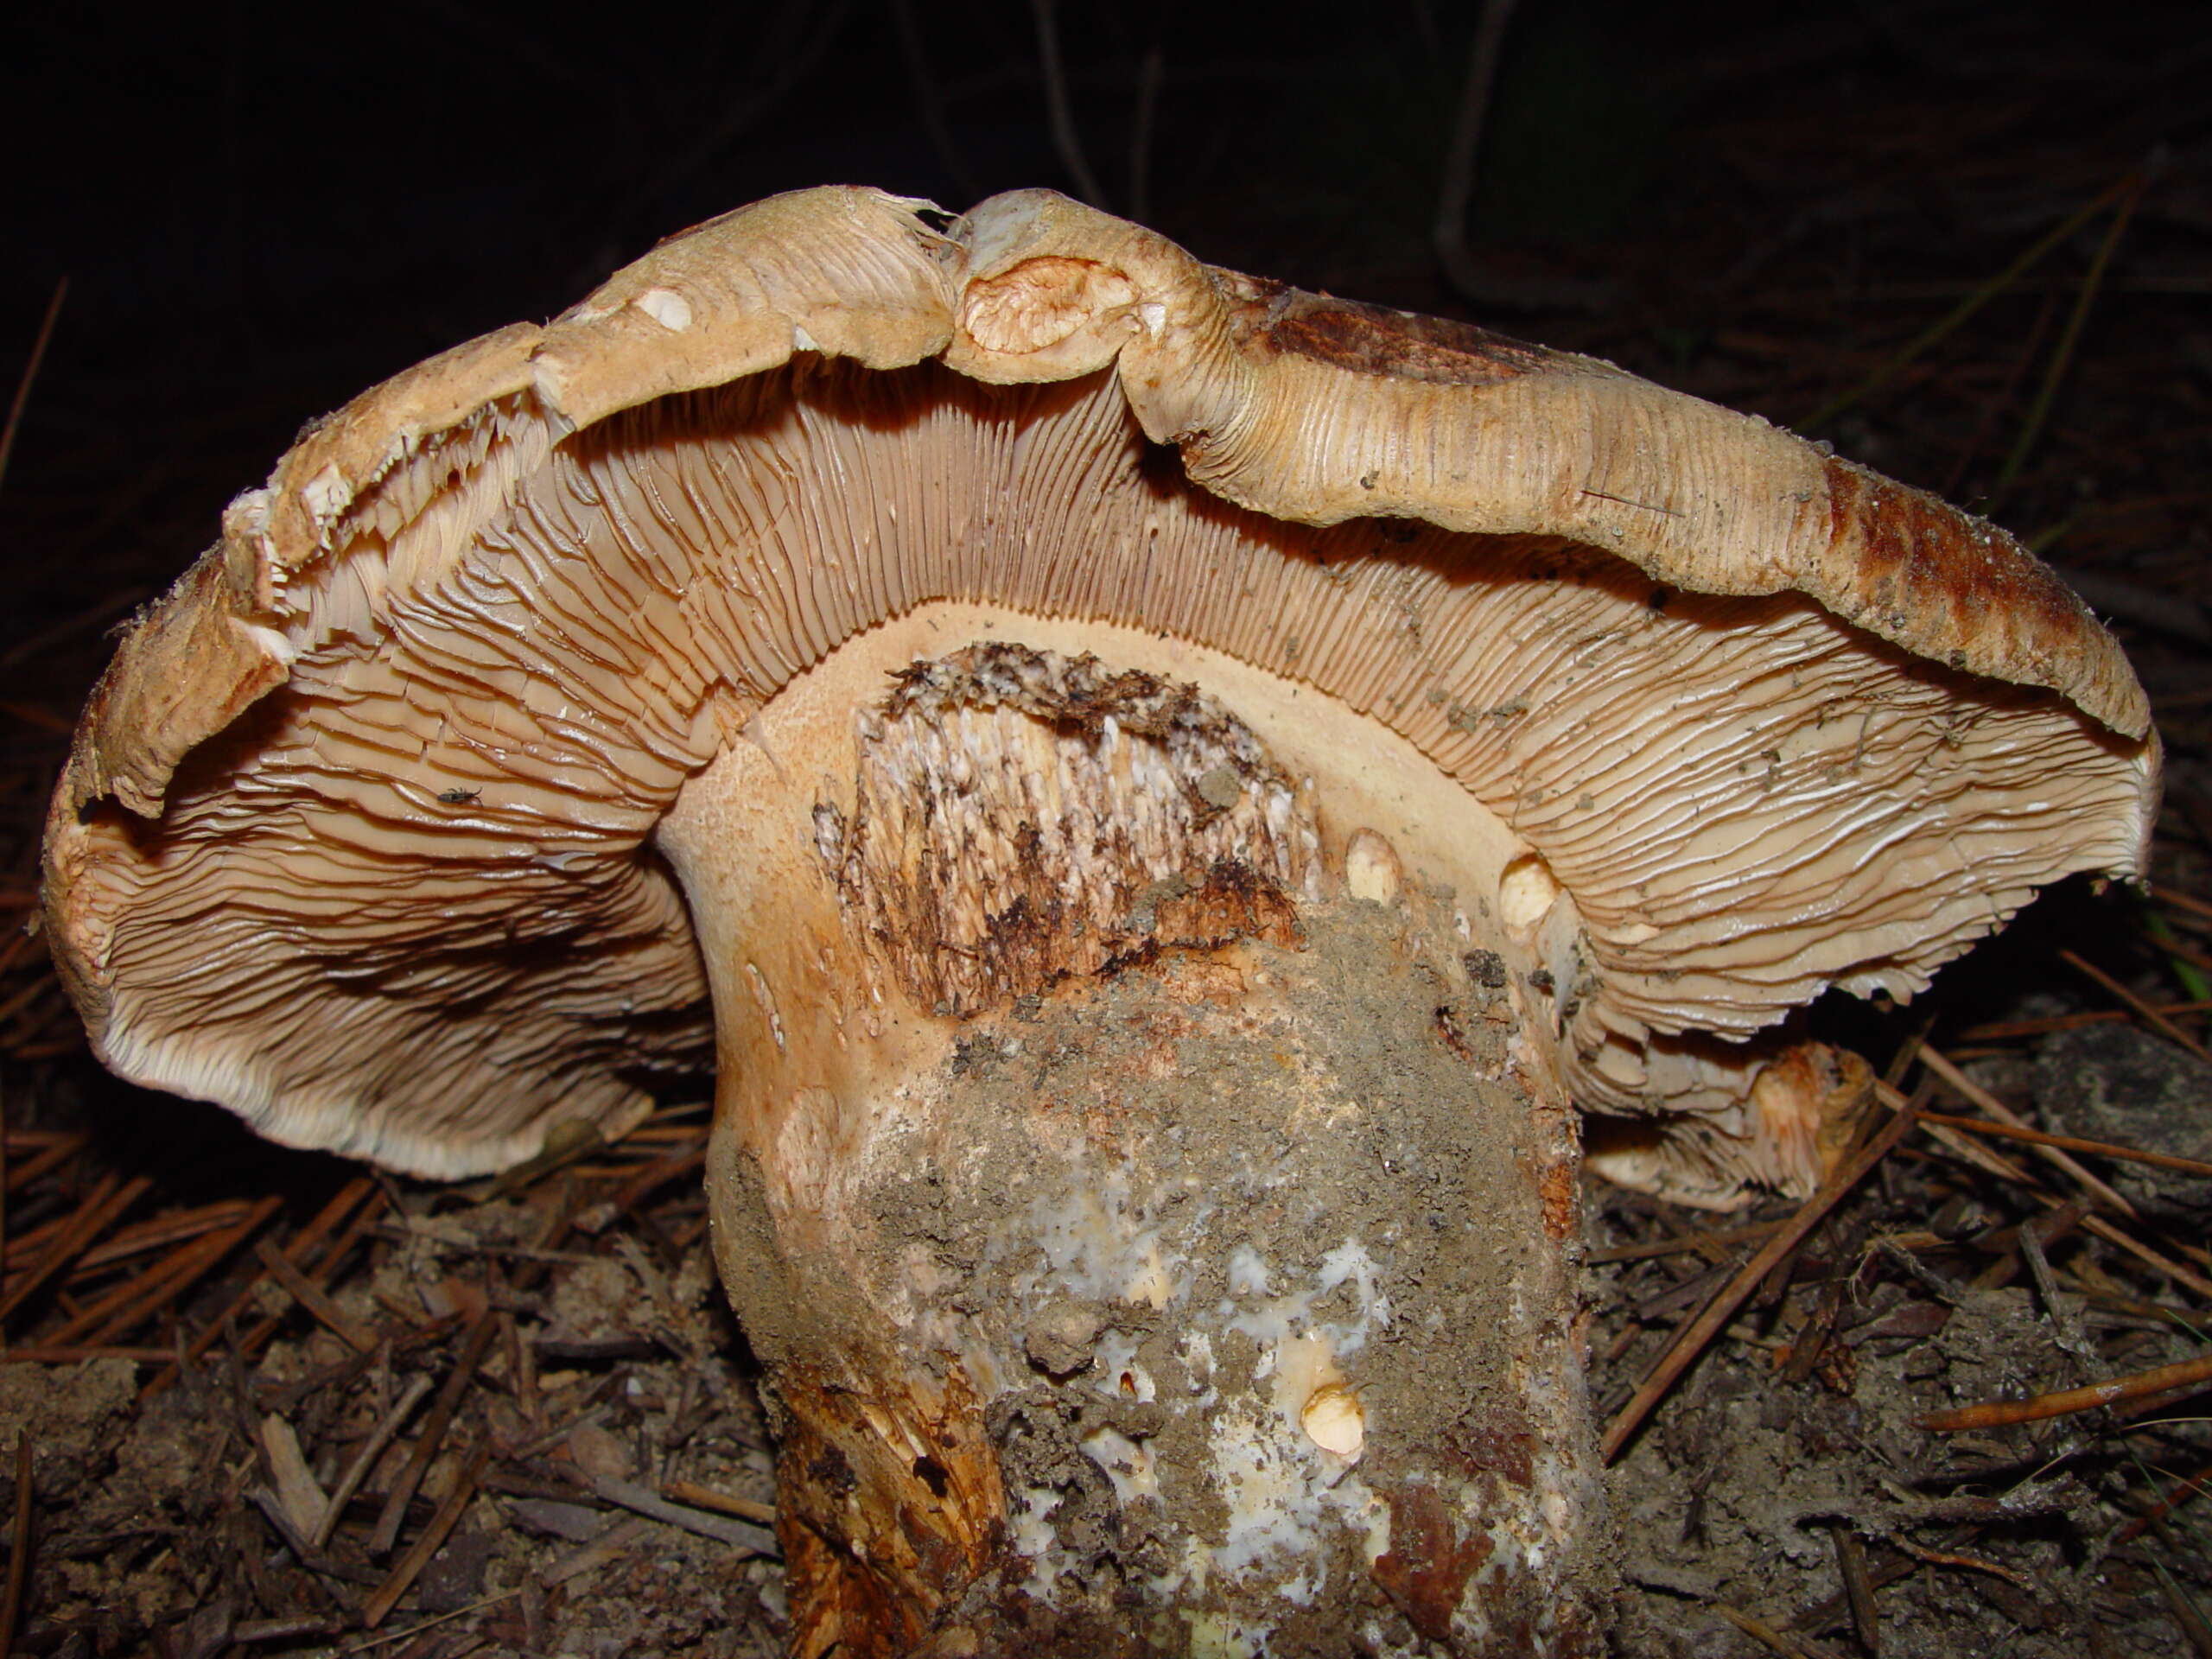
[658, 604, 1601, 1656]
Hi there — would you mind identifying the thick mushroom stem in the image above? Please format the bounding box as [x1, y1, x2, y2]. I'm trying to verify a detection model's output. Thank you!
[659, 614, 1604, 1656]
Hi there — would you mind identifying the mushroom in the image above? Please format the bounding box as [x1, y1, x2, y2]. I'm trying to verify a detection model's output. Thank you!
[41, 188, 2158, 1655]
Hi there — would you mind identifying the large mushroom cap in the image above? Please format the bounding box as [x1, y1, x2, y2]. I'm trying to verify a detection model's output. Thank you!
[43, 186, 2158, 1186]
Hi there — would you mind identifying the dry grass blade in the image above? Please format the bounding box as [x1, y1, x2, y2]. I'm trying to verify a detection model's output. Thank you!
[2153, 1567, 2212, 1659]
[2145, 912, 2212, 1001]
[469, 1119, 602, 1203]
[149, 1174, 379, 1395]
[1921, 1047, 2140, 1217]
[1920, 1351, 2212, 1431]
[1901, 1084, 2212, 1299]
[1961, 1001, 2212, 1041]
[1, 1344, 173, 1363]
[604, 1145, 708, 1219]
[2084, 1214, 2212, 1301]
[2061, 949, 2212, 1065]
[1918, 1109, 2212, 1180]
[0, 276, 67, 504]
[73, 1198, 259, 1271]
[1029, 0, 1106, 209]
[2115, 1456, 2212, 1546]
[1, 1134, 86, 1198]
[1800, 171, 2139, 432]
[1432, 0, 1521, 303]
[0, 976, 59, 1030]
[2, 1433, 30, 1658]
[1993, 175, 2141, 499]
[339, 1589, 520, 1655]
[1601, 1102, 1919, 1461]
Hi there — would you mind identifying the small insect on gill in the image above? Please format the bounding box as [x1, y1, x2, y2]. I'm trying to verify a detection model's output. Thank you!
[436, 787, 481, 804]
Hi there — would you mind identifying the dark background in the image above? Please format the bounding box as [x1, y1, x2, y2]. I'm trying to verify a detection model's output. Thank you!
[3, 1, 2208, 649]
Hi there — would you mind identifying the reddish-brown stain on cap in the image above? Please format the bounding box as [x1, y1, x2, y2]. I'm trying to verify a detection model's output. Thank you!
[1218, 271, 1553, 386]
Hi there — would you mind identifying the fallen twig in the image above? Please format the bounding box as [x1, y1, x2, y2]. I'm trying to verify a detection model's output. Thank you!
[254, 1236, 377, 1352]
[2, 1433, 31, 1659]
[368, 1313, 497, 1555]
[1587, 1217, 1787, 1266]
[1891, 1536, 2036, 1592]
[1920, 1351, 2212, 1431]
[1603, 1101, 1919, 1460]
[2061, 949, 2212, 1065]
[48, 1195, 279, 1347]
[660, 1478, 776, 1525]
[1921, 1047, 2138, 1217]
[0, 1173, 152, 1327]
[588, 1474, 778, 1555]
[1832, 1523, 1880, 1656]
[316, 1372, 435, 1549]
[363, 1443, 489, 1628]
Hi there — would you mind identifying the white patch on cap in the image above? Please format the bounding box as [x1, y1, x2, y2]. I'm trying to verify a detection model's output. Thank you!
[632, 288, 694, 332]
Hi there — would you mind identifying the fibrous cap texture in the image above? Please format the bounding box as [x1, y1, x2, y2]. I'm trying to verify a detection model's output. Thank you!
[43, 186, 2158, 1179]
